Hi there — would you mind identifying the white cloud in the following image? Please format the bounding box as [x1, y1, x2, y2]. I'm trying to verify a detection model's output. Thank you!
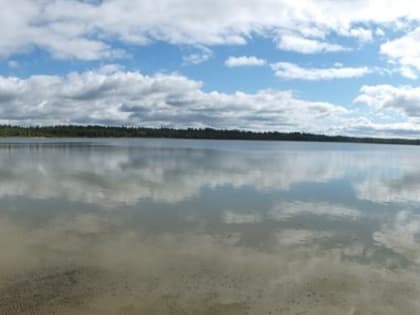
[182, 46, 213, 65]
[0, 66, 419, 137]
[0, 66, 350, 132]
[345, 120, 420, 138]
[271, 62, 371, 80]
[380, 27, 420, 78]
[400, 66, 419, 80]
[276, 35, 347, 54]
[355, 85, 420, 118]
[375, 28, 385, 37]
[1, 1, 420, 59]
[225, 56, 266, 67]
[347, 27, 373, 43]
[0, 0, 125, 60]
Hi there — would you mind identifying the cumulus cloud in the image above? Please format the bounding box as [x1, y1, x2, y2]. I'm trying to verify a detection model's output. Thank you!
[0, 0, 419, 59]
[375, 28, 385, 37]
[271, 62, 371, 80]
[346, 120, 420, 138]
[0, 66, 418, 137]
[0, 65, 419, 137]
[276, 35, 347, 54]
[346, 27, 373, 43]
[225, 56, 267, 67]
[355, 85, 420, 118]
[182, 46, 213, 65]
[0, 66, 351, 131]
[380, 27, 420, 78]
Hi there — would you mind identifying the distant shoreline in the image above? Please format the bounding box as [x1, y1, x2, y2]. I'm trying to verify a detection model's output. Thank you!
[0, 125, 419, 146]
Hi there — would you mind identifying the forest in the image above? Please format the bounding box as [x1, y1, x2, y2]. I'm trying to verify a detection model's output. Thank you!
[0, 125, 418, 145]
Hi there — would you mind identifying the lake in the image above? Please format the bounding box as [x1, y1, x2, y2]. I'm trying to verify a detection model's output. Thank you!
[0, 138, 419, 314]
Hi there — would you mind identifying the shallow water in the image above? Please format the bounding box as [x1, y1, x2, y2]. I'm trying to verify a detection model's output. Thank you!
[0, 138, 419, 314]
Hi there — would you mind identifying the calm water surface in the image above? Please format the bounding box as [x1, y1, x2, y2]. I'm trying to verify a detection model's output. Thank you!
[0, 138, 419, 314]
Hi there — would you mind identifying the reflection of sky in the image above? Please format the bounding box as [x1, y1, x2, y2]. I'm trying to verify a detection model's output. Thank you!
[1, 139, 420, 313]
[0, 139, 416, 205]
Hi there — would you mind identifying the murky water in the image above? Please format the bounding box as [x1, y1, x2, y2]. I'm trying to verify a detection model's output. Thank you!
[0, 138, 419, 314]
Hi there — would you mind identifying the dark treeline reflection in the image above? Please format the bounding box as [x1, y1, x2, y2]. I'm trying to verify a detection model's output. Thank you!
[0, 139, 420, 314]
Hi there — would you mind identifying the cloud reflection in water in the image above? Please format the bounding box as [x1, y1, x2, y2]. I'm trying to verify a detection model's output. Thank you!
[0, 139, 419, 314]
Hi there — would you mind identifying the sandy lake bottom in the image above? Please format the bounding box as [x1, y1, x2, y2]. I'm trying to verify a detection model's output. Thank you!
[1, 139, 420, 314]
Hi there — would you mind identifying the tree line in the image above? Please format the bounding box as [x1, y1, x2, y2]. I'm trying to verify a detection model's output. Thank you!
[0, 125, 418, 145]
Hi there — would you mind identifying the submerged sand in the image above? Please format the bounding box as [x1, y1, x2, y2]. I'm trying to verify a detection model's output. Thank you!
[1, 220, 419, 315]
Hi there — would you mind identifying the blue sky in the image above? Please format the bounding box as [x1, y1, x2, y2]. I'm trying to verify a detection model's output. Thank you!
[1, 0, 420, 137]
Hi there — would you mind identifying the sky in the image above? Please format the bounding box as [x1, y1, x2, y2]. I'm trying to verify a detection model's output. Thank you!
[1, 1, 420, 137]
